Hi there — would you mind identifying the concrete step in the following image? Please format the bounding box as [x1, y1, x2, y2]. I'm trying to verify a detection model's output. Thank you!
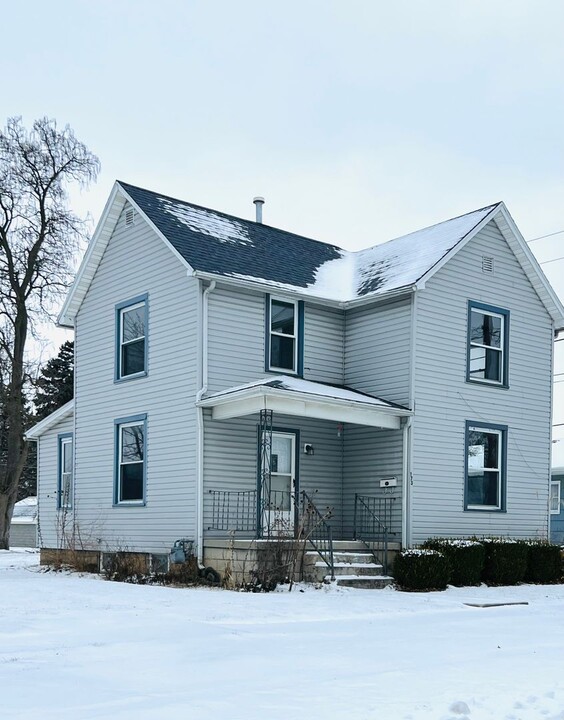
[330, 575, 394, 589]
[304, 551, 377, 565]
[319, 562, 384, 577]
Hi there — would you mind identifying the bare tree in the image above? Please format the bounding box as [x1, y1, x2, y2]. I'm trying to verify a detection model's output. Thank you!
[0, 117, 99, 548]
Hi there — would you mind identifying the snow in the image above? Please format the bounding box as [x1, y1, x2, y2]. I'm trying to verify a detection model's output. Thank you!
[204, 374, 404, 409]
[11, 496, 38, 523]
[226, 204, 497, 302]
[158, 197, 253, 245]
[2, 550, 564, 720]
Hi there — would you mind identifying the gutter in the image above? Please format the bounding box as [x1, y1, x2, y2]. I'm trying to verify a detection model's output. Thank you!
[195, 279, 216, 565]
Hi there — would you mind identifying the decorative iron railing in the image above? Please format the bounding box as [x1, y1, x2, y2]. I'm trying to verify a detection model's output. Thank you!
[298, 490, 335, 580]
[353, 494, 396, 575]
[207, 489, 257, 533]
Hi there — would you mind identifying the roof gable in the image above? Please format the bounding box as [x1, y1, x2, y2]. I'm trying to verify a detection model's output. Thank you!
[58, 181, 564, 328]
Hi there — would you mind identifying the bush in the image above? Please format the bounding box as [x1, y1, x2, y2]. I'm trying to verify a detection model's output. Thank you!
[422, 538, 485, 586]
[479, 538, 528, 586]
[393, 549, 450, 591]
[523, 541, 562, 584]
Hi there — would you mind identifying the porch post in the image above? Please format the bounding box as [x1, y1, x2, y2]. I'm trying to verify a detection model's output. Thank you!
[258, 409, 273, 538]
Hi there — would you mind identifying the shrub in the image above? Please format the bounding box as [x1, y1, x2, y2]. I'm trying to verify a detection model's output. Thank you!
[523, 541, 562, 584]
[479, 538, 528, 586]
[422, 538, 485, 586]
[393, 549, 450, 591]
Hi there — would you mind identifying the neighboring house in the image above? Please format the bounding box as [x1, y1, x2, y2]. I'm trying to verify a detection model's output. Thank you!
[550, 439, 564, 544]
[26, 181, 564, 578]
[11, 496, 38, 548]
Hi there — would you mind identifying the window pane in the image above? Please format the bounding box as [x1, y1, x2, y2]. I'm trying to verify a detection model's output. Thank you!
[468, 471, 499, 506]
[269, 475, 291, 511]
[122, 305, 145, 342]
[63, 442, 73, 473]
[120, 463, 144, 501]
[272, 436, 292, 474]
[470, 346, 501, 383]
[468, 430, 499, 469]
[122, 338, 145, 376]
[471, 311, 502, 349]
[270, 335, 295, 370]
[121, 424, 144, 463]
[271, 301, 295, 335]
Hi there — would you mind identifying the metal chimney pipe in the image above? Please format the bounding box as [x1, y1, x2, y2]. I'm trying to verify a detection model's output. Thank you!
[253, 196, 265, 223]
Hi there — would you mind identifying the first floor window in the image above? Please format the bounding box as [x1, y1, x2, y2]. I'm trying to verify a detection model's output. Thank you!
[550, 480, 561, 514]
[116, 295, 148, 380]
[58, 434, 73, 509]
[115, 417, 146, 504]
[466, 422, 507, 511]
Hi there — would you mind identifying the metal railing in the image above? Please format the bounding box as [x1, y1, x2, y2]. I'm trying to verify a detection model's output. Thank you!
[298, 490, 335, 580]
[353, 494, 396, 575]
[208, 489, 257, 533]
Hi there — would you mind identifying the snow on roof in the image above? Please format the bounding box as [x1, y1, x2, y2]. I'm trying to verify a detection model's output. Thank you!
[12, 497, 38, 523]
[204, 375, 410, 411]
[158, 197, 253, 246]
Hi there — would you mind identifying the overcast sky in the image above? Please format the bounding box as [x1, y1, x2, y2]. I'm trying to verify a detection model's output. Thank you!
[5, 0, 564, 425]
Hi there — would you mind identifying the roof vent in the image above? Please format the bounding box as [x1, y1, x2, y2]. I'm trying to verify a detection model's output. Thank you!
[482, 255, 494, 274]
[125, 207, 135, 226]
[253, 196, 265, 224]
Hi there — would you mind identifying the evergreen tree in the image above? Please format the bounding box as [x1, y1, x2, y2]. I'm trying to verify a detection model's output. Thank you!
[34, 341, 74, 421]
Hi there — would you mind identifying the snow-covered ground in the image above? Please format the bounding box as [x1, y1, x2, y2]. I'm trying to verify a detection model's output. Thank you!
[2, 549, 563, 720]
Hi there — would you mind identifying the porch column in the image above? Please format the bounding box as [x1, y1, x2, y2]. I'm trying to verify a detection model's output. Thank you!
[257, 409, 273, 538]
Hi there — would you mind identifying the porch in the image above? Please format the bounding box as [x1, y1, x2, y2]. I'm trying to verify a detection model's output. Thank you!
[198, 376, 411, 582]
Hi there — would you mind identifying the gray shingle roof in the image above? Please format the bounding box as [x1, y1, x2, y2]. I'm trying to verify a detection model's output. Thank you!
[119, 181, 499, 301]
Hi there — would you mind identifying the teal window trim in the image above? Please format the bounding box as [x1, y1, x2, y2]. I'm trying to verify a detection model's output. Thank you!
[113, 413, 147, 507]
[115, 293, 149, 383]
[264, 294, 304, 377]
[464, 420, 507, 512]
[466, 301, 510, 388]
[57, 432, 73, 511]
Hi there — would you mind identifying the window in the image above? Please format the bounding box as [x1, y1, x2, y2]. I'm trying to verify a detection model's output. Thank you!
[465, 422, 507, 511]
[266, 295, 304, 374]
[467, 302, 509, 386]
[116, 295, 148, 381]
[114, 415, 146, 505]
[58, 434, 73, 510]
[550, 480, 561, 515]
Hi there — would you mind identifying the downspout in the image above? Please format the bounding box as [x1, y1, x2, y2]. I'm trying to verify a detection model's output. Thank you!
[548, 323, 556, 540]
[402, 291, 418, 548]
[196, 280, 216, 565]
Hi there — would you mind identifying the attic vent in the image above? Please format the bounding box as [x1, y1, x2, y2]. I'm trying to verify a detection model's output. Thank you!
[125, 208, 135, 226]
[481, 255, 494, 274]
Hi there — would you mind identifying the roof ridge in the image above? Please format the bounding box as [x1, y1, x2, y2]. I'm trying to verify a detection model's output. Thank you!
[117, 180, 344, 252]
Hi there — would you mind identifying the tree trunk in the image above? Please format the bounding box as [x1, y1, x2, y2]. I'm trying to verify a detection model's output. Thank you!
[0, 301, 29, 549]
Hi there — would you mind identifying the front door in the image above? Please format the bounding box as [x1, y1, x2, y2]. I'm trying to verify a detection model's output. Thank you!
[264, 431, 296, 536]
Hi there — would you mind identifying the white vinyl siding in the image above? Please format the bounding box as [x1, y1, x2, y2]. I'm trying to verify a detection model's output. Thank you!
[411, 219, 553, 543]
[73, 206, 199, 554]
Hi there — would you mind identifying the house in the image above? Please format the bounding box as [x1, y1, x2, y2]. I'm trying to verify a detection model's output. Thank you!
[551, 439, 564, 544]
[26, 181, 564, 582]
[10, 496, 38, 548]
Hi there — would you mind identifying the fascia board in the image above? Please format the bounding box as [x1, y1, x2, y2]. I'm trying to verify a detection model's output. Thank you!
[192, 271, 416, 309]
[25, 400, 75, 439]
[414, 204, 502, 291]
[118, 183, 195, 274]
[495, 204, 564, 329]
[199, 385, 412, 416]
[58, 183, 124, 327]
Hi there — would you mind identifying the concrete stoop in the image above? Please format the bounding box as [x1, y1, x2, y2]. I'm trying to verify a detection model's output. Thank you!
[303, 541, 394, 589]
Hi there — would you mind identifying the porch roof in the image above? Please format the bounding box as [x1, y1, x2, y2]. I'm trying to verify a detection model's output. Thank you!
[197, 376, 411, 430]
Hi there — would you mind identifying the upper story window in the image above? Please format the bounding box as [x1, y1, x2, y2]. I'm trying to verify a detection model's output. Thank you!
[465, 421, 507, 512]
[115, 294, 148, 381]
[266, 295, 304, 375]
[467, 302, 509, 387]
[114, 415, 146, 505]
[58, 433, 73, 510]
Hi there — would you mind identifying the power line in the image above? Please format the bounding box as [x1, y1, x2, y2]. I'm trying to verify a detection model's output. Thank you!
[527, 229, 564, 243]
[540, 255, 564, 266]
